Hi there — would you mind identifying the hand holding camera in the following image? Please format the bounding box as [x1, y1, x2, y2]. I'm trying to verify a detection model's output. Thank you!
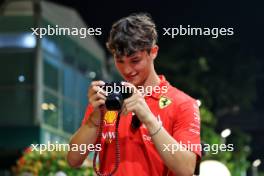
[120, 82, 155, 126]
[87, 80, 107, 126]
[88, 80, 155, 129]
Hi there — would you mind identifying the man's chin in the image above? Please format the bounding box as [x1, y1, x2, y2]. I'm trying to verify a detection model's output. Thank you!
[128, 79, 144, 87]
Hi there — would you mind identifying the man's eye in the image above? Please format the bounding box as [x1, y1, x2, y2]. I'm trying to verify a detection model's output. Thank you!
[116, 60, 124, 63]
[132, 60, 140, 63]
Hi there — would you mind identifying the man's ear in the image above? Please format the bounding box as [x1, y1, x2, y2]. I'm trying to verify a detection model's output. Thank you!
[150, 45, 159, 60]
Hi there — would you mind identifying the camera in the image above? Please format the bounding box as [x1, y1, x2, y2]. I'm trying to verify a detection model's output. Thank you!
[101, 82, 132, 110]
[101, 81, 141, 130]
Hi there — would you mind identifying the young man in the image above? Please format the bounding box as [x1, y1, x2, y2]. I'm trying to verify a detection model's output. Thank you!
[67, 13, 201, 176]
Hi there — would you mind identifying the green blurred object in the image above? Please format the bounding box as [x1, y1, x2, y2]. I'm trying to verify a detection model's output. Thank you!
[12, 147, 94, 176]
[200, 106, 251, 176]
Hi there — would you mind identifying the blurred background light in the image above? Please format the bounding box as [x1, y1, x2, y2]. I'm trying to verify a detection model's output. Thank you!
[253, 159, 262, 167]
[0, 33, 36, 48]
[18, 75, 25, 82]
[41, 103, 49, 110]
[200, 160, 231, 176]
[221, 128, 231, 138]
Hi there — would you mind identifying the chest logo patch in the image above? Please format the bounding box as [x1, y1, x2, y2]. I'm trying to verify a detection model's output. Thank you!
[104, 111, 118, 125]
[159, 96, 172, 109]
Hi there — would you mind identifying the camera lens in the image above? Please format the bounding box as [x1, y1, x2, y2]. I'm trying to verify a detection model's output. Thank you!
[103, 81, 133, 110]
[105, 92, 123, 110]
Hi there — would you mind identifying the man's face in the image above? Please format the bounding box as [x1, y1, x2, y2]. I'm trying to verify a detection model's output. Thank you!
[114, 48, 156, 86]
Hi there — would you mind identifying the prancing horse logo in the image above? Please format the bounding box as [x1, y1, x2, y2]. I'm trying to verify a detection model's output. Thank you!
[159, 96, 172, 109]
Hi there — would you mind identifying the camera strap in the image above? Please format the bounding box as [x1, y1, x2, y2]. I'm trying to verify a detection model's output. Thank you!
[93, 108, 121, 176]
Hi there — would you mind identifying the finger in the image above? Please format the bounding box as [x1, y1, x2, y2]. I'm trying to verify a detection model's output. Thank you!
[125, 103, 138, 114]
[96, 86, 108, 96]
[121, 103, 129, 115]
[122, 100, 138, 115]
[123, 93, 143, 105]
[90, 93, 107, 103]
[88, 85, 99, 97]
[123, 95, 137, 105]
[124, 100, 138, 111]
[121, 108, 127, 116]
[89, 81, 105, 95]
[91, 99, 106, 108]
[89, 85, 107, 97]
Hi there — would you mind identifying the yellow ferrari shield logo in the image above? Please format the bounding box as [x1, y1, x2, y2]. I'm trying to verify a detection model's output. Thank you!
[159, 96, 172, 109]
[104, 111, 117, 125]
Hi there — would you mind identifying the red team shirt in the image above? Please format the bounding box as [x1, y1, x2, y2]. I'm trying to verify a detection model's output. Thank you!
[82, 75, 201, 176]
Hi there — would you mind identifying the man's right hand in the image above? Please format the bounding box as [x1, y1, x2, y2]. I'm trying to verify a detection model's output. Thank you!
[87, 80, 107, 125]
[67, 80, 107, 168]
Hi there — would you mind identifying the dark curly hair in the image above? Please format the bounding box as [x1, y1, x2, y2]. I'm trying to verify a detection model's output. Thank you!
[106, 13, 158, 58]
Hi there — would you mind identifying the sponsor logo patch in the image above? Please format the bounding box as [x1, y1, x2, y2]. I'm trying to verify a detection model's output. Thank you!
[104, 111, 118, 125]
[159, 96, 172, 109]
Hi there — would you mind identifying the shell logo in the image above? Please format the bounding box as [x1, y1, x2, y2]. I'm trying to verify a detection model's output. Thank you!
[104, 111, 118, 125]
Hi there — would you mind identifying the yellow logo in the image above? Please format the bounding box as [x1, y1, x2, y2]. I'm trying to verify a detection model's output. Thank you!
[104, 111, 118, 125]
[159, 96, 172, 109]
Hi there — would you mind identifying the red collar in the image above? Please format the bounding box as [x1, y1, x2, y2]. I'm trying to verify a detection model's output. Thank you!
[147, 75, 170, 99]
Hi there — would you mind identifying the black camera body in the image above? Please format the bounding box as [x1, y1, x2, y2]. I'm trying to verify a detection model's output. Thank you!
[101, 81, 141, 130]
[102, 82, 132, 110]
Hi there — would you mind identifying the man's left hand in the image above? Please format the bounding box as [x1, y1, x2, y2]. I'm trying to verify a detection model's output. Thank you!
[121, 82, 155, 125]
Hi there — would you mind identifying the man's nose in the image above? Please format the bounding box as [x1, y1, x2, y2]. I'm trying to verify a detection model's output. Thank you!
[123, 64, 134, 75]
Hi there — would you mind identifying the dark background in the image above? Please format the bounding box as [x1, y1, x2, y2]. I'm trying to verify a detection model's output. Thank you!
[49, 0, 263, 58]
